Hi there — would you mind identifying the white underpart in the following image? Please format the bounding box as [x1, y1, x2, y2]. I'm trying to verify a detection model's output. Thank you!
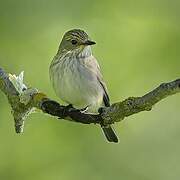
[50, 46, 105, 113]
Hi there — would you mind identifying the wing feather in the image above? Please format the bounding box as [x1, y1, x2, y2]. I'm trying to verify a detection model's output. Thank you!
[84, 56, 110, 107]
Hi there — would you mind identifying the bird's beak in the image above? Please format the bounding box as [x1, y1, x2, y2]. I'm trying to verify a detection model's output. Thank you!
[83, 40, 96, 46]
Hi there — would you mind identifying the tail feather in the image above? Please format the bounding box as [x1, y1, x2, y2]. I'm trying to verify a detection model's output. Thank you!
[101, 126, 118, 143]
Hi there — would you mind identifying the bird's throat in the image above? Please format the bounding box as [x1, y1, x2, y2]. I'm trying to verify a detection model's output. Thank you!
[76, 46, 92, 59]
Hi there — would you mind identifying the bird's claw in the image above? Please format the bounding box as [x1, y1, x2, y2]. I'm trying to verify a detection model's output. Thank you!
[79, 106, 88, 113]
[61, 105, 89, 118]
[61, 104, 74, 118]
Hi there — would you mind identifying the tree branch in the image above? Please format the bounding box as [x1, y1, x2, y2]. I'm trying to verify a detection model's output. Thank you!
[0, 67, 179, 133]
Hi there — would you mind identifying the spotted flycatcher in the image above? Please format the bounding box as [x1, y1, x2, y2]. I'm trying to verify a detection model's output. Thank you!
[49, 29, 118, 143]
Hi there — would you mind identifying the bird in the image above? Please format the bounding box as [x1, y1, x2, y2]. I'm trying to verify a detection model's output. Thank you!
[49, 29, 118, 143]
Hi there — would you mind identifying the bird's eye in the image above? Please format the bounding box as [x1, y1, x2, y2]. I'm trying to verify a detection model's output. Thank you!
[71, 39, 77, 45]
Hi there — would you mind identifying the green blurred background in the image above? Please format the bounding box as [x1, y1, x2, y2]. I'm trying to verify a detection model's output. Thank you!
[0, 0, 180, 179]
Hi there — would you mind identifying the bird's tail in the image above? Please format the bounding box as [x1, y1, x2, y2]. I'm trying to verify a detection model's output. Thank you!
[101, 125, 118, 143]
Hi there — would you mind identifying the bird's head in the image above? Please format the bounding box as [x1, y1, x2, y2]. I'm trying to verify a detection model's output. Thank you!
[58, 29, 96, 55]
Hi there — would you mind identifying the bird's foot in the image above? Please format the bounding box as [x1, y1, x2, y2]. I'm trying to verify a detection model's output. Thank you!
[60, 105, 89, 119]
[61, 104, 74, 118]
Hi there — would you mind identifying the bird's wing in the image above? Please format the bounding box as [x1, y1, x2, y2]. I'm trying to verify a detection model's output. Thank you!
[85, 56, 110, 107]
[97, 76, 110, 107]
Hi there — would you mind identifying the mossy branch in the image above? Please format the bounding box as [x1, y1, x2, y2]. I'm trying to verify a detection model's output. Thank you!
[0, 67, 180, 133]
